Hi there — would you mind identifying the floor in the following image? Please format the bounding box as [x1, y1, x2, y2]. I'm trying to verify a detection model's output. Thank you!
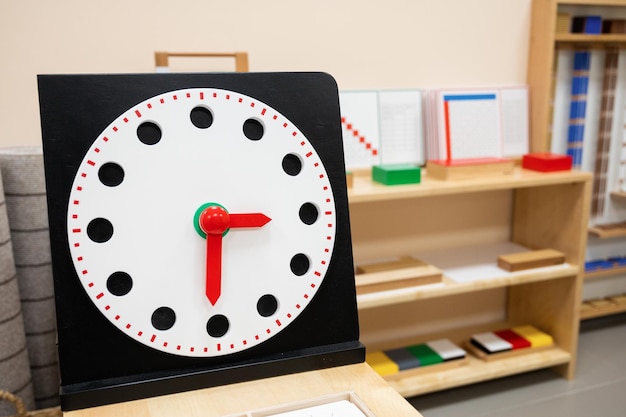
[408, 313, 626, 417]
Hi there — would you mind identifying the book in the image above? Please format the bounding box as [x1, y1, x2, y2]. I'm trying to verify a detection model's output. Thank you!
[378, 90, 424, 166]
[338, 89, 425, 169]
[423, 86, 529, 161]
[338, 90, 380, 169]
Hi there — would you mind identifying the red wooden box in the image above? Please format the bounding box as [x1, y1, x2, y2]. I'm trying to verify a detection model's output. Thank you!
[522, 153, 572, 172]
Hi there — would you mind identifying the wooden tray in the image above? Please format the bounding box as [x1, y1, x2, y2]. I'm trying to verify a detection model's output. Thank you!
[384, 356, 469, 381]
[464, 341, 554, 362]
[223, 391, 377, 417]
[355, 257, 442, 294]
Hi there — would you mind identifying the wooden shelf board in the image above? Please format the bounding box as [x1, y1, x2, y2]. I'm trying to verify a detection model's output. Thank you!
[558, 0, 626, 6]
[357, 243, 579, 310]
[580, 295, 626, 320]
[588, 224, 626, 239]
[585, 265, 626, 280]
[347, 168, 591, 204]
[611, 191, 626, 200]
[375, 315, 571, 394]
[387, 347, 571, 398]
[555, 33, 626, 44]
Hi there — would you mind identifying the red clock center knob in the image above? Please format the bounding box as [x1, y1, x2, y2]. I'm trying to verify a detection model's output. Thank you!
[199, 205, 230, 235]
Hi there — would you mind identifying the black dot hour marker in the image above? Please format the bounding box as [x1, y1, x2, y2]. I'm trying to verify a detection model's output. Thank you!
[282, 154, 302, 176]
[299, 203, 319, 225]
[243, 118, 264, 140]
[257, 294, 278, 317]
[87, 218, 113, 243]
[290, 253, 310, 276]
[151, 307, 176, 330]
[190, 106, 213, 129]
[207, 315, 229, 338]
[98, 162, 124, 187]
[106, 272, 133, 296]
[137, 121, 162, 145]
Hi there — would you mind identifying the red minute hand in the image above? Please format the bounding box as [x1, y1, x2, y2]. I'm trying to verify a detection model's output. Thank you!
[199, 206, 271, 305]
[205, 233, 224, 305]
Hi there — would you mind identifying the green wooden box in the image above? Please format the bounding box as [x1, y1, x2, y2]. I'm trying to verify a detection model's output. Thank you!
[372, 164, 421, 185]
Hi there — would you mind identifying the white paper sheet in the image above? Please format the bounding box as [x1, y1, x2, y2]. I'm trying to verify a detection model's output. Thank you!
[266, 400, 368, 417]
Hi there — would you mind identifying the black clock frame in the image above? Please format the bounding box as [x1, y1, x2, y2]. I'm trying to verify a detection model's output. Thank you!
[38, 72, 364, 411]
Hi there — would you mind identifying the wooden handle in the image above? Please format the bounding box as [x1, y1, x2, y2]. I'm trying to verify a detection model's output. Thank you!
[154, 51, 249, 72]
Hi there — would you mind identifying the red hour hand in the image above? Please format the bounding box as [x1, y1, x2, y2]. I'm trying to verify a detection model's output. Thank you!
[229, 213, 272, 228]
[198, 205, 271, 305]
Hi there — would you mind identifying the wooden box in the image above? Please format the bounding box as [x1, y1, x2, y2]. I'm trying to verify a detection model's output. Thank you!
[497, 249, 565, 272]
[522, 153, 572, 172]
[372, 164, 421, 185]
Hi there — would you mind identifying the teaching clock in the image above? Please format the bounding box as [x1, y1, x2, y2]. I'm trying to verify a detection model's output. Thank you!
[38, 73, 363, 410]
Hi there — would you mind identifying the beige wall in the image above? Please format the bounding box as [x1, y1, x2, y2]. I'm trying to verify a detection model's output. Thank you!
[0, 0, 531, 147]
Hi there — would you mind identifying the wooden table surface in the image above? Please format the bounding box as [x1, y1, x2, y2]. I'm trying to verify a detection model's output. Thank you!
[64, 362, 423, 417]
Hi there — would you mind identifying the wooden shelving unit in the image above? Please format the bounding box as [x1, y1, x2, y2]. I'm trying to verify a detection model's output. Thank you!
[527, 0, 626, 321]
[348, 167, 591, 395]
[527, 0, 626, 153]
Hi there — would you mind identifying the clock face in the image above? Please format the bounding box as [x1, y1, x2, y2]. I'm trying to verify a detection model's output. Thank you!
[66, 87, 336, 357]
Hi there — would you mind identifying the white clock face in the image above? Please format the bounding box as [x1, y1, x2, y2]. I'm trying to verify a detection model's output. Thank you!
[66, 88, 336, 357]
